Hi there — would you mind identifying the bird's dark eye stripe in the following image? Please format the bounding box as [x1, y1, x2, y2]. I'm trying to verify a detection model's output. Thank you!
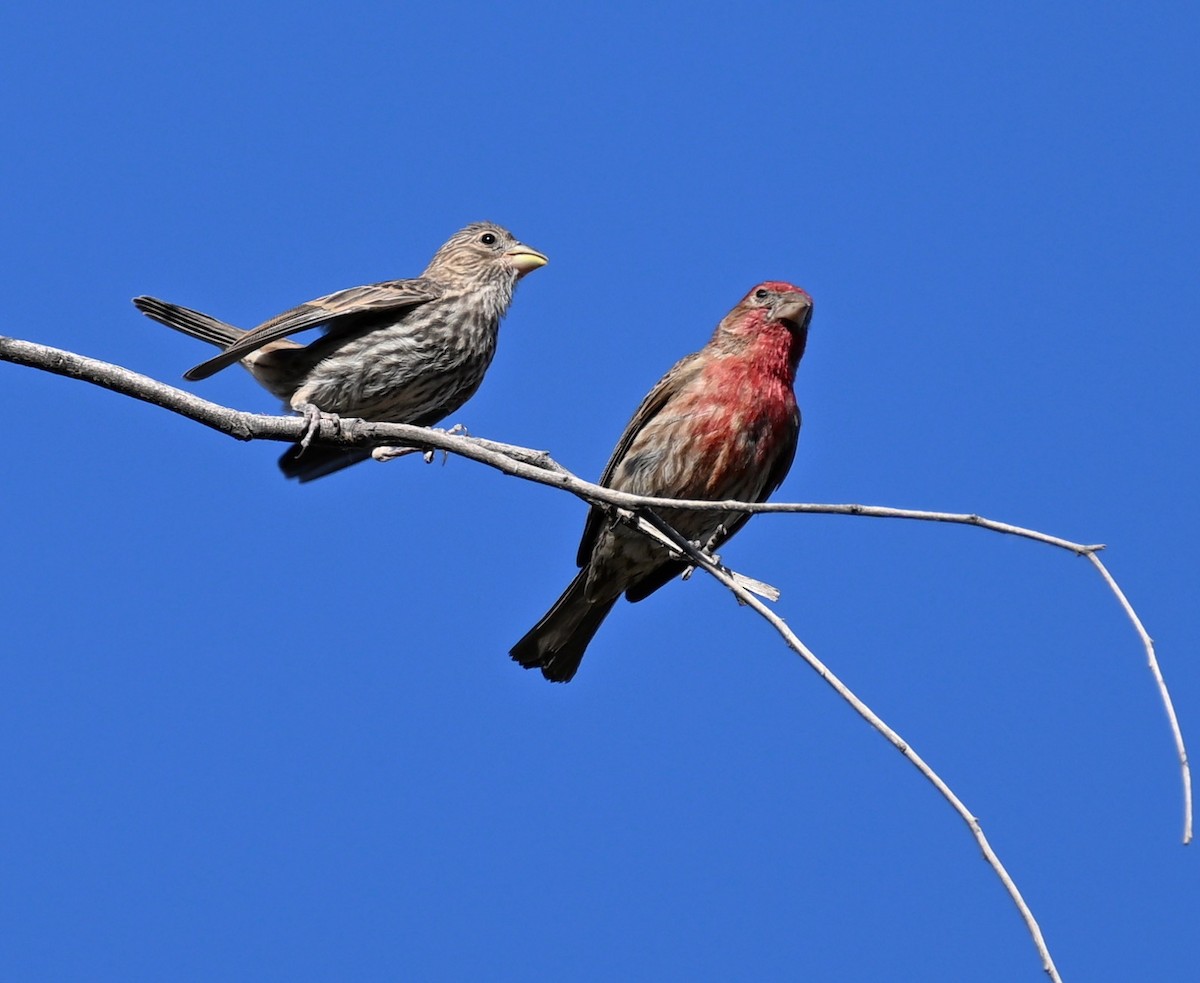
[480, 232, 497, 245]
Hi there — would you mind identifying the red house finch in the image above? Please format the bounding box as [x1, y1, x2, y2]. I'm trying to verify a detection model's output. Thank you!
[511, 282, 813, 682]
[134, 222, 547, 481]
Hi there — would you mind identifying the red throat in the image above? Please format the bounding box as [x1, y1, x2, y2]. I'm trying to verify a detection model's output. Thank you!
[739, 309, 805, 382]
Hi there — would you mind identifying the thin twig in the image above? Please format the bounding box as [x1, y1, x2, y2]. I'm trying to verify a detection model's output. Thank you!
[628, 508, 1063, 982]
[1086, 552, 1192, 843]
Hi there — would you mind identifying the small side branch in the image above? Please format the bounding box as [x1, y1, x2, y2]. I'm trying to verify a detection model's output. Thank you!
[626, 509, 1064, 982]
[1086, 552, 1192, 843]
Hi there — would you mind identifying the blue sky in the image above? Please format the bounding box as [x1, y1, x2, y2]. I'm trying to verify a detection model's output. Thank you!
[2, 2, 1197, 980]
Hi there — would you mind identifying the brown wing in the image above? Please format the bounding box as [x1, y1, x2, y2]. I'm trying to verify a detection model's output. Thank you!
[183, 277, 443, 381]
[575, 352, 706, 568]
[622, 405, 800, 603]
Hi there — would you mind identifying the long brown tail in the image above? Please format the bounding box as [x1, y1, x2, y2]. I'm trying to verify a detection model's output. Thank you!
[510, 570, 617, 683]
[133, 296, 245, 349]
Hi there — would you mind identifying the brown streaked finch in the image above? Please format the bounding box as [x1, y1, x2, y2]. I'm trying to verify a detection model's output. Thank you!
[510, 281, 813, 682]
[133, 221, 547, 481]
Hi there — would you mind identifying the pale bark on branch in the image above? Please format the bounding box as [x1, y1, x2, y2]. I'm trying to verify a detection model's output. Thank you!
[3, 334, 1192, 981]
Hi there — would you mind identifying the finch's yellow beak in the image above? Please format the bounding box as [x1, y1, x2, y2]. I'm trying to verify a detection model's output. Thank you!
[506, 245, 549, 276]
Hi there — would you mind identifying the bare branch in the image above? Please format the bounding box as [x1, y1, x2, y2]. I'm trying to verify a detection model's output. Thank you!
[627, 509, 1064, 982]
[3, 335, 1187, 842]
[3, 333, 1192, 973]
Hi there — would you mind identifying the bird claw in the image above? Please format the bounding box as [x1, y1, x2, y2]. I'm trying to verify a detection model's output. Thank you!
[372, 445, 416, 463]
[296, 403, 342, 453]
[423, 423, 468, 463]
[703, 525, 729, 552]
[681, 538, 722, 580]
[372, 444, 444, 465]
[373, 423, 469, 465]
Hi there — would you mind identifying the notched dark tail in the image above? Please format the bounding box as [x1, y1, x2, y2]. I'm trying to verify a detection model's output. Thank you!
[132, 296, 245, 350]
[510, 571, 617, 683]
[278, 444, 373, 483]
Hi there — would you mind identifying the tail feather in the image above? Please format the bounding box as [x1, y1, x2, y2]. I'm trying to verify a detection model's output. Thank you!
[510, 570, 617, 683]
[278, 443, 373, 483]
[133, 296, 245, 349]
[136, 294, 373, 483]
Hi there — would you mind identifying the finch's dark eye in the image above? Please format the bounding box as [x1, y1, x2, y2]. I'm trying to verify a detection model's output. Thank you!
[480, 232, 497, 245]
[754, 288, 769, 300]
